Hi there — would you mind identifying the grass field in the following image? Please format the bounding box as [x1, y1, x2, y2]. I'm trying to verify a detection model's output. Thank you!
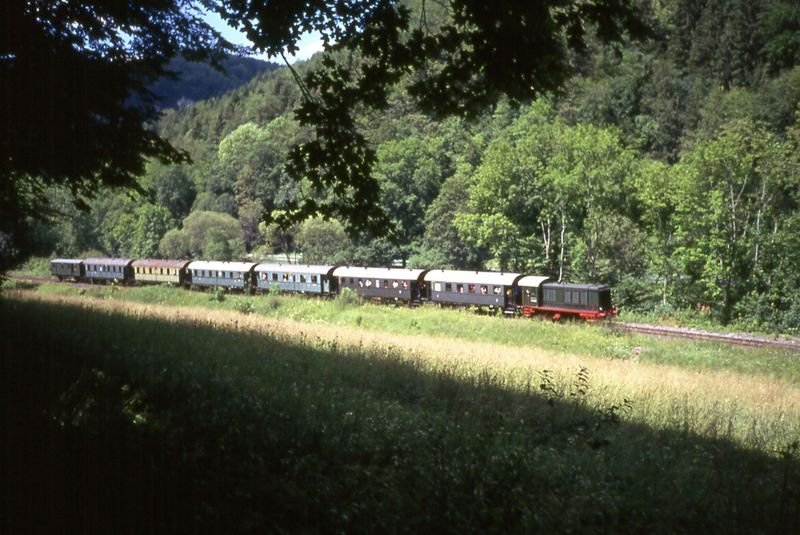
[4, 285, 800, 533]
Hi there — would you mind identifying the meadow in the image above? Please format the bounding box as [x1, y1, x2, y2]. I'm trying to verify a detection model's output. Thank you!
[3, 283, 800, 533]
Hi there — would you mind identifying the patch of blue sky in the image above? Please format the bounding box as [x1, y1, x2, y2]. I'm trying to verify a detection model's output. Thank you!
[204, 11, 324, 64]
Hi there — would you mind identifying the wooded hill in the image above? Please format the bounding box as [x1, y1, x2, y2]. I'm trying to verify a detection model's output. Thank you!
[33, 0, 800, 332]
[149, 56, 278, 110]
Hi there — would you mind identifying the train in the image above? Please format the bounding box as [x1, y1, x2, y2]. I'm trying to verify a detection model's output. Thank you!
[50, 257, 618, 320]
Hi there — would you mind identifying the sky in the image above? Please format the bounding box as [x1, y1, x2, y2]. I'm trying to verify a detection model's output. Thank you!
[204, 11, 325, 64]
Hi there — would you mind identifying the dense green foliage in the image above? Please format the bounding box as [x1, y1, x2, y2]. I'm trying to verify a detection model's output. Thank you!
[4, 294, 800, 533]
[0, 0, 242, 271]
[26, 0, 800, 332]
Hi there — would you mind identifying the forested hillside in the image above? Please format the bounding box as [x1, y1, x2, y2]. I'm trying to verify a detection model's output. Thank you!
[148, 56, 278, 110]
[33, 0, 800, 331]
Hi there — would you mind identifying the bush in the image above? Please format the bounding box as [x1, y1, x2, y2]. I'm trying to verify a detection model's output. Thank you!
[336, 287, 359, 308]
[234, 300, 254, 315]
[209, 287, 226, 302]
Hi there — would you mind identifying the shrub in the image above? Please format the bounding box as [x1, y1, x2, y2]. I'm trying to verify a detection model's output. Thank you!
[234, 300, 254, 315]
[209, 287, 226, 302]
[337, 287, 359, 308]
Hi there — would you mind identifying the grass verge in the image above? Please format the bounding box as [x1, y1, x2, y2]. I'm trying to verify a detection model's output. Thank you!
[16, 281, 800, 384]
[3, 292, 800, 533]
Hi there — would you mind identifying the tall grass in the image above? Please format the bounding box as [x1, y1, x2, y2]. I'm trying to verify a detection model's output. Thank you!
[4, 292, 800, 533]
[26, 282, 800, 383]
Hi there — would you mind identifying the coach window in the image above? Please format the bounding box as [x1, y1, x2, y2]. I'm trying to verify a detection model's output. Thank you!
[402, 281, 408, 289]
[468, 284, 476, 293]
[312, 275, 318, 284]
[433, 282, 441, 292]
[375, 279, 381, 288]
[300, 275, 307, 283]
[457, 284, 464, 293]
[365, 279, 373, 288]
[445, 283, 452, 292]
[383, 279, 389, 288]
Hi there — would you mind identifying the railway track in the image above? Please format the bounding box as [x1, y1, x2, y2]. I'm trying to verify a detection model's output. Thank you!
[612, 322, 800, 351]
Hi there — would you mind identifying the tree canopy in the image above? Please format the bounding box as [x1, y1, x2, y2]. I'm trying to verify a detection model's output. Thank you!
[0, 0, 241, 267]
[1, 0, 650, 268]
[218, 0, 650, 233]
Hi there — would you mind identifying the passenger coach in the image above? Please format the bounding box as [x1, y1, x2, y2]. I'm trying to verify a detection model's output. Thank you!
[254, 264, 338, 295]
[424, 270, 523, 313]
[50, 258, 84, 281]
[132, 259, 190, 286]
[335, 266, 427, 304]
[187, 261, 256, 292]
[84, 258, 134, 284]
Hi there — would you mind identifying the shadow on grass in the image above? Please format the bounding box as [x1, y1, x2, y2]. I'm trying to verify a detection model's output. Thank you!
[3, 297, 800, 534]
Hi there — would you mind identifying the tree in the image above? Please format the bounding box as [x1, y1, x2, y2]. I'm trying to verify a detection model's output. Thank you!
[1, 0, 237, 262]
[158, 210, 244, 259]
[418, 162, 488, 269]
[131, 204, 175, 258]
[2, 0, 649, 267]
[159, 228, 191, 260]
[217, 0, 650, 234]
[372, 134, 452, 262]
[294, 217, 352, 264]
[259, 221, 297, 263]
[456, 102, 641, 278]
[142, 162, 197, 221]
[217, 118, 300, 217]
[671, 119, 798, 323]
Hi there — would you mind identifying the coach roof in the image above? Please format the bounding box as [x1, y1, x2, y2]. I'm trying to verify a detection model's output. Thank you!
[516, 275, 553, 288]
[333, 266, 426, 280]
[187, 261, 257, 272]
[83, 257, 133, 267]
[423, 270, 523, 286]
[255, 264, 337, 276]
[132, 259, 190, 269]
